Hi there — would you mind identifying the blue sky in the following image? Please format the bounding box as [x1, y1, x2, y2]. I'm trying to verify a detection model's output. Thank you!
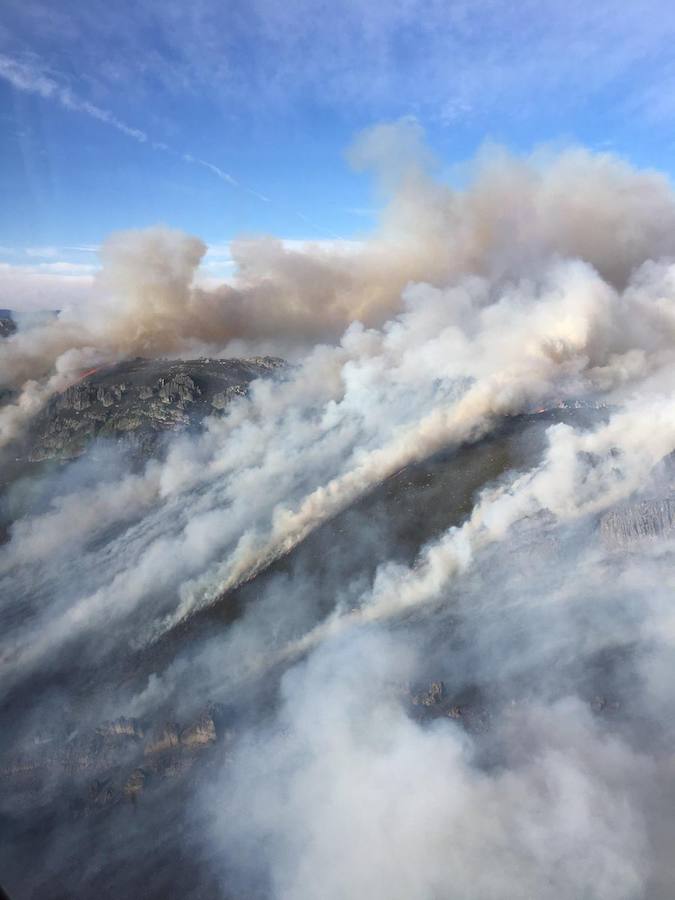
[1, 0, 675, 307]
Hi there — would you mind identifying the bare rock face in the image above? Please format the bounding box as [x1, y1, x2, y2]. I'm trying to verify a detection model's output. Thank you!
[96, 717, 145, 740]
[600, 498, 675, 546]
[25, 355, 286, 461]
[0, 707, 222, 813]
[0, 313, 16, 338]
[180, 713, 217, 748]
[144, 723, 181, 756]
[123, 768, 149, 801]
[408, 681, 489, 732]
[412, 681, 445, 707]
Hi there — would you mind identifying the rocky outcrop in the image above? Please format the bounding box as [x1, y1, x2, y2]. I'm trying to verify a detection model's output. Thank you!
[25, 355, 286, 461]
[0, 313, 16, 338]
[600, 498, 675, 546]
[96, 717, 145, 739]
[411, 680, 445, 707]
[408, 681, 489, 731]
[180, 713, 217, 748]
[0, 708, 221, 811]
[123, 768, 149, 801]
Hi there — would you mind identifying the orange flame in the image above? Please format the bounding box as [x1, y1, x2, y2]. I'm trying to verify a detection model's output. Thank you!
[77, 366, 102, 381]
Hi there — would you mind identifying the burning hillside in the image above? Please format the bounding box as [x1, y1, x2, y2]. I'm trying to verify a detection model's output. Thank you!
[3, 130, 675, 899]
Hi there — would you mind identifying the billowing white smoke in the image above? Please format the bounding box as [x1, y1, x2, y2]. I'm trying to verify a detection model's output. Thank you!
[3, 118, 675, 445]
[3, 252, 675, 685]
[3, 123, 675, 676]
[208, 632, 653, 900]
[3, 122, 675, 898]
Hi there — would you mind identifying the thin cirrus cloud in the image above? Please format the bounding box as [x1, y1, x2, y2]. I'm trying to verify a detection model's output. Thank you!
[0, 52, 264, 197]
[182, 154, 271, 202]
[24, 246, 60, 259]
[3, 1, 675, 148]
[2, 51, 339, 238]
[6, 0, 673, 123]
[0, 53, 148, 142]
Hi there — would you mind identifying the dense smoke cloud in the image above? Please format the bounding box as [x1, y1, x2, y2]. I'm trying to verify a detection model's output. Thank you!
[4, 118, 675, 446]
[210, 635, 650, 900]
[3, 121, 675, 898]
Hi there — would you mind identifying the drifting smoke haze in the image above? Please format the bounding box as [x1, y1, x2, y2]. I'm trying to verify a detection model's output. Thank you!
[3, 120, 675, 898]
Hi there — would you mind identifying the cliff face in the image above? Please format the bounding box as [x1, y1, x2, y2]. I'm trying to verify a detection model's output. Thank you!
[600, 498, 675, 546]
[25, 355, 286, 461]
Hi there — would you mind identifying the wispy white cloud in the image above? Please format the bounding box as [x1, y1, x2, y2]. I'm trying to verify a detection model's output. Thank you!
[24, 246, 60, 259]
[9, 0, 673, 128]
[183, 154, 238, 186]
[0, 260, 96, 311]
[1, 0, 674, 182]
[182, 157, 272, 202]
[0, 53, 266, 201]
[0, 245, 100, 261]
[0, 53, 148, 143]
[33, 261, 97, 275]
[344, 207, 378, 218]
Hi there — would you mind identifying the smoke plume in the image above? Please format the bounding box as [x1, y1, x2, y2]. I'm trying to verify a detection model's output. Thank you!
[3, 120, 675, 899]
[3, 118, 675, 445]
